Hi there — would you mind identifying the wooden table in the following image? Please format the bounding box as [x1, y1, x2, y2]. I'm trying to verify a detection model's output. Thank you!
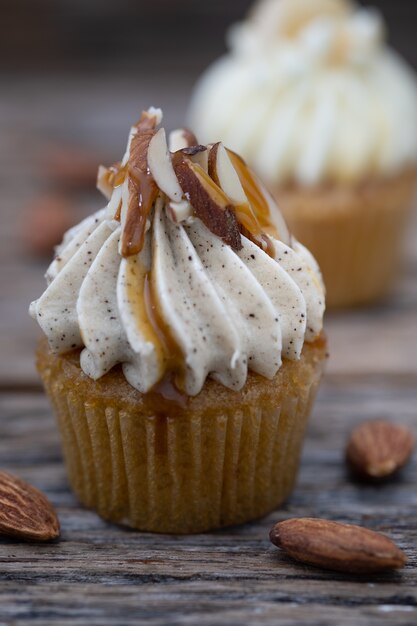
[0, 73, 416, 625]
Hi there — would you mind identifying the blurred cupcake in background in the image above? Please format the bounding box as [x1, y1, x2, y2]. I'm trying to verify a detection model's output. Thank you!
[188, 0, 417, 307]
[31, 108, 326, 533]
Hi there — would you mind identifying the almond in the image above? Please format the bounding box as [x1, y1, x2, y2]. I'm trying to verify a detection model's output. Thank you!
[208, 142, 248, 206]
[147, 128, 183, 202]
[346, 420, 415, 481]
[121, 112, 158, 257]
[270, 518, 406, 574]
[0, 472, 60, 541]
[169, 128, 198, 152]
[172, 152, 242, 250]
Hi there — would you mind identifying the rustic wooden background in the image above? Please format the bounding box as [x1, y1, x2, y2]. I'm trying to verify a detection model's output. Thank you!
[0, 0, 417, 624]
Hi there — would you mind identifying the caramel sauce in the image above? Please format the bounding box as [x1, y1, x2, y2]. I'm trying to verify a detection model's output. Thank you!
[233, 203, 276, 257]
[261, 233, 276, 257]
[234, 202, 261, 235]
[189, 160, 231, 209]
[121, 171, 158, 256]
[144, 273, 188, 407]
[114, 199, 122, 221]
[124, 257, 164, 367]
[112, 162, 126, 187]
[151, 374, 188, 408]
[102, 113, 160, 257]
[124, 256, 187, 408]
[227, 149, 280, 250]
[102, 161, 125, 191]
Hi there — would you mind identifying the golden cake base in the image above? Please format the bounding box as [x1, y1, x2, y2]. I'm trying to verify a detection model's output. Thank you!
[275, 169, 417, 308]
[37, 337, 326, 533]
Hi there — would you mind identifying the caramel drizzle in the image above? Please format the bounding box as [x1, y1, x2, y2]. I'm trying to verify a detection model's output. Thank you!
[223, 149, 276, 257]
[144, 272, 188, 406]
[227, 150, 278, 232]
[123, 253, 187, 406]
[121, 115, 159, 256]
[102, 113, 159, 257]
[101, 117, 278, 258]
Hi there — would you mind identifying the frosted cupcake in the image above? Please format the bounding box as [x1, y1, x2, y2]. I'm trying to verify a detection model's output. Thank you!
[30, 108, 326, 533]
[189, 0, 417, 307]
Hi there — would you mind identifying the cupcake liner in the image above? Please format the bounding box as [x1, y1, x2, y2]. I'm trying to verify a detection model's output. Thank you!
[38, 339, 325, 533]
[277, 169, 416, 307]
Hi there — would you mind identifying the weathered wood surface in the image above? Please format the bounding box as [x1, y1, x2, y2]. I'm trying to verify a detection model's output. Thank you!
[0, 380, 416, 626]
[0, 75, 417, 625]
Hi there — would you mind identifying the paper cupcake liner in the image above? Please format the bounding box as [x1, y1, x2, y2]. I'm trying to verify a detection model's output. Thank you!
[276, 169, 416, 308]
[38, 339, 325, 533]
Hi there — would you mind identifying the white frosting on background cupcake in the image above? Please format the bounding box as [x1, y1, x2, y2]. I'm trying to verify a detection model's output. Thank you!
[188, 0, 417, 186]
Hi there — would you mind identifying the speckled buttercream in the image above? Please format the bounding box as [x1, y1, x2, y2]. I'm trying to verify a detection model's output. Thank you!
[30, 108, 325, 396]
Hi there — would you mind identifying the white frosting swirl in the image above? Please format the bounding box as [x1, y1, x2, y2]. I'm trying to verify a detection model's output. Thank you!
[188, 0, 417, 185]
[30, 110, 325, 397]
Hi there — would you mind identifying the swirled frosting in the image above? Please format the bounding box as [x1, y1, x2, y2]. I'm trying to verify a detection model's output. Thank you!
[188, 0, 417, 186]
[30, 108, 325, 397]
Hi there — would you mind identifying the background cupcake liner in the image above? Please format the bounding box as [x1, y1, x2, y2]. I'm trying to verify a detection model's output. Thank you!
[277, 169, 417, 308]
[40, 344, 325, 533]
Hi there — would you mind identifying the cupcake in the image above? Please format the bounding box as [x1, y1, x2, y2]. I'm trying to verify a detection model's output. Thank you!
[188, 0, 417, 307]
[30, 107, 326, 533]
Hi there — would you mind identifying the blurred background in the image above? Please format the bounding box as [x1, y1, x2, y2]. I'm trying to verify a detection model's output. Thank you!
[0, 0, 416, 387]
[2, 0, 416, 74]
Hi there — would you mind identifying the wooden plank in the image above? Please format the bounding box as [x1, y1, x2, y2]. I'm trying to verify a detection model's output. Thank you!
[0, 379, 416, 625]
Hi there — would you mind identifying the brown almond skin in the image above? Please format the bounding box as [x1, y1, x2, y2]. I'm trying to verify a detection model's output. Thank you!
[121, 124, 158, 257]
[180, 129, 199, 147]
[172, 152, 242, 250]
[346, 420, 415, 481]
[270, 518, 406, 574]
[207, 141, 221, 186]
[0, 472, 60, 542]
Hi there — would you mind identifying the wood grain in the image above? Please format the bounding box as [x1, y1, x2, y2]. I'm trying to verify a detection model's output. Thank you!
[0, 381, 416, 625]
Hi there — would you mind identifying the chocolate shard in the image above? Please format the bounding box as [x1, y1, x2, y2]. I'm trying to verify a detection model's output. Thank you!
[172, 152, 242, 251]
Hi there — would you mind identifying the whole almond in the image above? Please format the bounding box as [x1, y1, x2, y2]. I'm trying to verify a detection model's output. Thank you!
[0, 472, 60, 541]
[269, 518, 406, 574]
[346, 420, 414, 481]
